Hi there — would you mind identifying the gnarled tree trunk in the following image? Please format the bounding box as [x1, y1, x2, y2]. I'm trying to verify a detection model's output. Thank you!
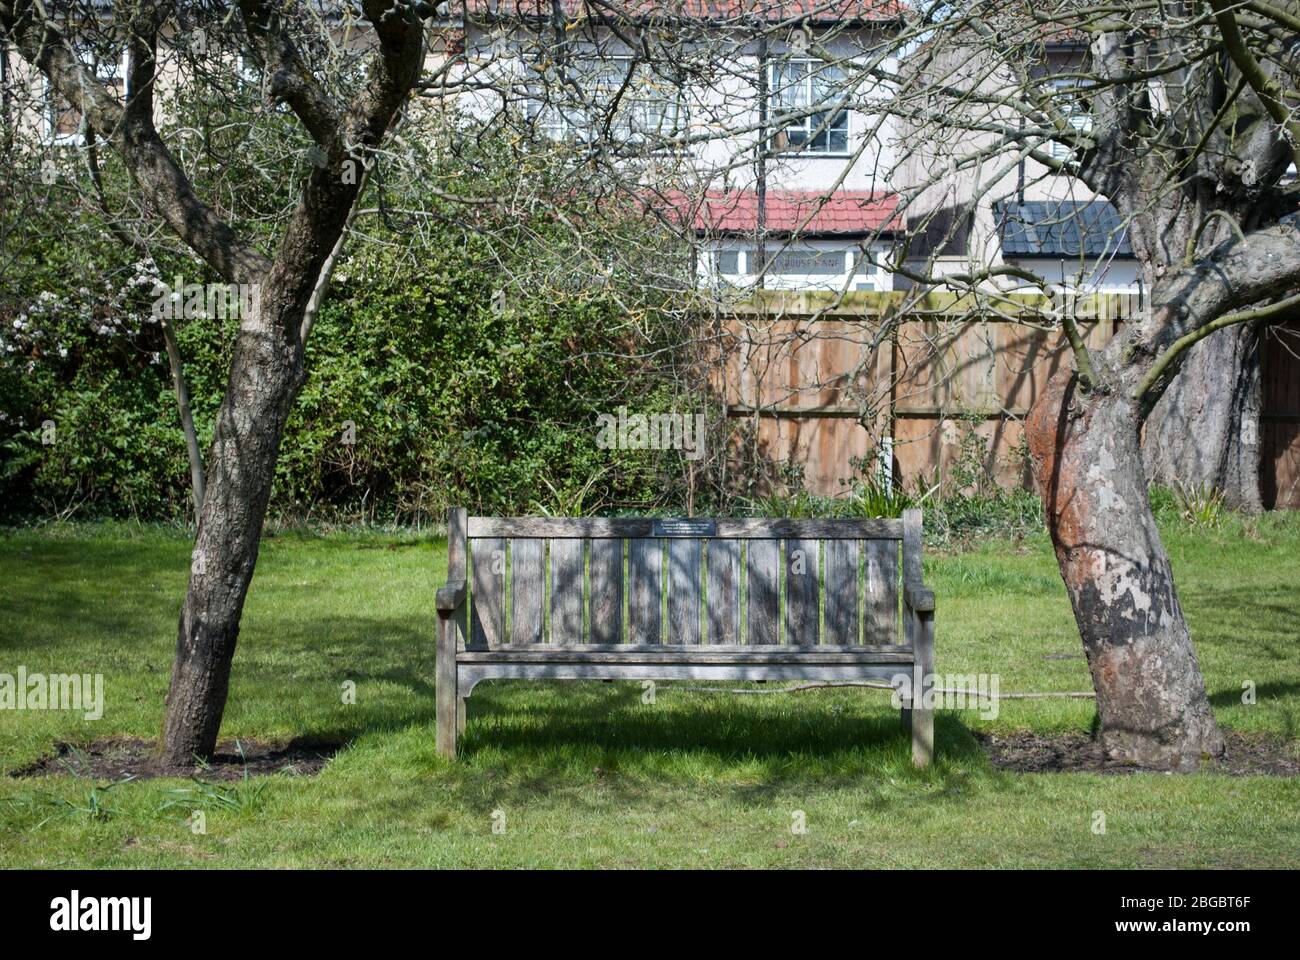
[1026, 368, 1225, 770]
[159, 300, 303, 766]
[1142, 324, 1264, 512]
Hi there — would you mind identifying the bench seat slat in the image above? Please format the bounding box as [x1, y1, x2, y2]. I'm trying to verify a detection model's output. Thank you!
[457, 644, 913, 664]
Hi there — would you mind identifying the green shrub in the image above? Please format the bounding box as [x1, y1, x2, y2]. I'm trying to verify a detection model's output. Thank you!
[0, 137, 693, 522]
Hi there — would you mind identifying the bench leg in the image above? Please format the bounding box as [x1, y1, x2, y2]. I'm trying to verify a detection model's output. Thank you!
[911, 661, 934, 768]
[435, 616, 457, 760]
[907, 602, 936, 769]
[912, 704, 933, 768]
[456, 697, 467, 736]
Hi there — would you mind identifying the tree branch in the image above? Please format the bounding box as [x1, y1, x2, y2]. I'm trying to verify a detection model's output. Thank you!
[1135, 287, 1300, 401]
[237, 0, 342, 146]
[0, 1, 273, 284]
[1209, 0, 1300, 160]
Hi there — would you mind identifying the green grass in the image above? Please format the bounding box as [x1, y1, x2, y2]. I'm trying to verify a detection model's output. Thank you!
[1, 516, 1298, 868]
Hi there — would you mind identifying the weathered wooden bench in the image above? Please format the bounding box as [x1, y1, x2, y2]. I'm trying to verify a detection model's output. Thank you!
[435, 507, 936, 765]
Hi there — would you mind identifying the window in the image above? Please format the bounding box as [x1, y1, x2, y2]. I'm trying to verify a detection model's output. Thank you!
[86, 47, 128, 85]
[529, 56, 684, 147]
[710, 245, 887, 291]
[1047, 78, 1091, 162]
[769, 58, 849, 155]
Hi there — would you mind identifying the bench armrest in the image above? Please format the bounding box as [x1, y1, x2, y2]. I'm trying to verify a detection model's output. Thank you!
[436, 579, 466, 616]
[904, 583, 935, 614]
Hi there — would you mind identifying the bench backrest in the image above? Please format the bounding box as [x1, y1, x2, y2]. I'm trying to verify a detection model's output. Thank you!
[448, 510, 923, 649]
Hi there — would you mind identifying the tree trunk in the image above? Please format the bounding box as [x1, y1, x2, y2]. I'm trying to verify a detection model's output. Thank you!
[1026, 369, 1225, 770]
[158, 303, 302, 767]
[1142, 323, 1264, 512]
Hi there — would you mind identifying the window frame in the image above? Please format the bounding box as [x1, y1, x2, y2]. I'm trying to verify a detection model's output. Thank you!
[710, 242, 889, 292]
[1046, 77, 1092, 163]
[768, 57, 851, 157]
[527, 54, 688, 150]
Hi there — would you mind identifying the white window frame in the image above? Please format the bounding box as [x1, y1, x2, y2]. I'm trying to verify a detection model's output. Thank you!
[769, 57, 851, 157]
[528, 55, 686, 148]
[709, 242, 888, 292]
[1047, 78, 1091, 162]
[235, 54, 261, 88]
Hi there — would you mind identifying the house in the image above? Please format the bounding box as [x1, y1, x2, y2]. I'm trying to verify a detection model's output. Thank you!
[5, 3, 1141, 295]
[435, 2, 1140, 296]
[436, 1, 908, 291]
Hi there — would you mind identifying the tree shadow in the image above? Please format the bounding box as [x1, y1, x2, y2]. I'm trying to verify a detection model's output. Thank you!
[1208, 681, 1300, 708]
[456, 680, 988, 780]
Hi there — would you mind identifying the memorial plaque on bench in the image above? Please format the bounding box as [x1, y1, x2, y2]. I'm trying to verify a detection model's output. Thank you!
[651, 519, 717, 538]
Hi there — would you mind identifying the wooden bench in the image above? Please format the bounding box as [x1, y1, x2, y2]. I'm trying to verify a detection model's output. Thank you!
[435, 507, 936, 765]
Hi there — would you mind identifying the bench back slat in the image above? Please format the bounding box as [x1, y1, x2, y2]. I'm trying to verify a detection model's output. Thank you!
[550, 538, 584, 643]
[461, 513, 911, 651]
[706, 539, 741, 644]
[667, 539, 703, 644]
[823, 539, 861, 645]
[588, 538, 624, 644]
[746, 539, 781, 645]
[628, 539, 663, 645]
[470, 537, 506, 649]
[511, 538, 546, 645]
[785, 538, 821, 645]
[864, 538, 900, 644]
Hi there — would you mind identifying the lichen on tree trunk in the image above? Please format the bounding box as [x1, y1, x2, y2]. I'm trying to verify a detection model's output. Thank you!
[1027, 368, 1225, 771]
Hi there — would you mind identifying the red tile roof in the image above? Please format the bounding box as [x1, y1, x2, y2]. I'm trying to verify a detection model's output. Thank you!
[679, 189, 901, 236]
[462, 1, 904, 23]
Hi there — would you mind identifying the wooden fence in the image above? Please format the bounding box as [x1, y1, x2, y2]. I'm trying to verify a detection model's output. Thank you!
[714, 291, 1300, 508]
[1262, 320, 1300, 509]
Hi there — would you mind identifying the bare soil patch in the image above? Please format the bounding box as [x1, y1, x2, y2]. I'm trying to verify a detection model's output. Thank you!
[980, 730, 1299, 776]
[10, 736, 343, 781]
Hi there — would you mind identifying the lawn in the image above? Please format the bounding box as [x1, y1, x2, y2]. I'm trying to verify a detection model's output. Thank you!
[1, 516, 1298, 868]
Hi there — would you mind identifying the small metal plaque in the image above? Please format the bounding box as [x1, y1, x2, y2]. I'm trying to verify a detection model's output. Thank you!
[651, 518, 717, 538]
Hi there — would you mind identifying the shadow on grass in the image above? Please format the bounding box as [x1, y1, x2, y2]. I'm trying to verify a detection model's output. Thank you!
[1182, 586, 1299, 659]
[429, 680, 995, 807]
[1208, 681, 1300, 707]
